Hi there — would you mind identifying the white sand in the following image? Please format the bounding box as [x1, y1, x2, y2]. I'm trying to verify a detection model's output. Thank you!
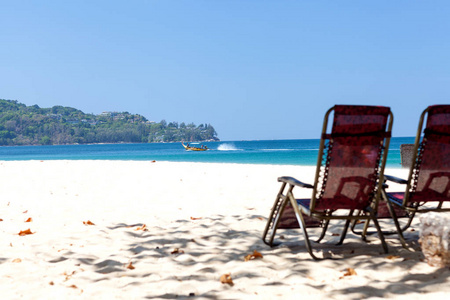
[0, 160, 449, 299]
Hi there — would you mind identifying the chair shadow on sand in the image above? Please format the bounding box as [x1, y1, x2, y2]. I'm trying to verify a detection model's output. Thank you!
[71, 212, 443, 299]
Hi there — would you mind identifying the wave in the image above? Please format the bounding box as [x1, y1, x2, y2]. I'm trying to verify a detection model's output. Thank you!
[217, 143, 241, 151]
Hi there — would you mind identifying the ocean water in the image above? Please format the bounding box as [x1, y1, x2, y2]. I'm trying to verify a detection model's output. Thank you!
[0, 137, 414, 167]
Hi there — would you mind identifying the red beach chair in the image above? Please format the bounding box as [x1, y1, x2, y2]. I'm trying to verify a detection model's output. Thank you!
[381, 105, 450, 248]
[262, 105, 393, 260]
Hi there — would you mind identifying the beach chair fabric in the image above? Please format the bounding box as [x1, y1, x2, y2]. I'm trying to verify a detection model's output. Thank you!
[382, 105, 450, 248]
[262, 105, 393, 260]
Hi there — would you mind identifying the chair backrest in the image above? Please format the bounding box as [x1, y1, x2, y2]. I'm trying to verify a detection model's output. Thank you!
[406, 105, 450, 204]
[311, 105, 392, 211]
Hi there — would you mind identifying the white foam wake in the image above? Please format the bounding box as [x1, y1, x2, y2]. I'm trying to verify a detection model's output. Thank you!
[217, 143, 239, 151]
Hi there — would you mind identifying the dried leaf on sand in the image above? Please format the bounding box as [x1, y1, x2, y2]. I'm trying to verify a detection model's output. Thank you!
[25, 217, 33, 222]
[171, 248, 185, 255]
[135, 224, 148, 231]
[244, 250, 263, 262]
[126, 262, 135, 270]
[190, 216, 202, 220]
[340, 268, 357, 279]
[18, 229, 34, 236]
[83, 220, 95, 225]
[220, 273, 234, 285]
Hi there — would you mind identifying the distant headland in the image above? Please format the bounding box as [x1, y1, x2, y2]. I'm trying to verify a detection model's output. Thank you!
[0, 99, 219, 146]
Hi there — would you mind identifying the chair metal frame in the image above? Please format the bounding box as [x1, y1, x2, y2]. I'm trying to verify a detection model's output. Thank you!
[381, 105, 450, 249]
[262, 105, 393, 260]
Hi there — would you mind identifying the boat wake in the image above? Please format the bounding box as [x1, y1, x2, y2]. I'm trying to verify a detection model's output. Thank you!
[217, 143, 240, 151]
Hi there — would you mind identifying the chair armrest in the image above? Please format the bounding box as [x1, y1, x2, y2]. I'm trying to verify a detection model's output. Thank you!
[384, 174, 408, 185]
[278, 176, 313, 189]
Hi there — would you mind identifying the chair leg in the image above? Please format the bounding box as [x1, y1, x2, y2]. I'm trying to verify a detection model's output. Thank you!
[350, 217, 367, 236]
[289, 196, 321, 260]
[354, 213, 415, 236]
[350, 209, 378, 240]
[384, 196, 410, 250]
[369, 212, 389, 253]
[361, 214, 371, 242]
[262, 183, 288, 247]
[336, 219, 352, 246]
[399, 211, 415, 232]
[335, 210, 355, 245]
[315, 219, 329, 243]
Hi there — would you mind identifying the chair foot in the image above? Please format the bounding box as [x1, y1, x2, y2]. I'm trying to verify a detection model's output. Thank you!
[315, 220, 330, 243]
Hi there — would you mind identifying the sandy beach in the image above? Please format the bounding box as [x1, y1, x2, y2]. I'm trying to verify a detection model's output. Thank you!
[0, 160, 449, 299]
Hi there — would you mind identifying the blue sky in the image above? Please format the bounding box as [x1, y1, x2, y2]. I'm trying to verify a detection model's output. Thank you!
[1, 1, 449, 140]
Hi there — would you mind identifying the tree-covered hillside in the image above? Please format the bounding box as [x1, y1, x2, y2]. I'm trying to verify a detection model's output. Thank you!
[0, 99, 219, 146]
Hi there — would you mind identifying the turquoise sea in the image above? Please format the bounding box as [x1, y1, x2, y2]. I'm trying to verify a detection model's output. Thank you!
[0, 137, 414, 167]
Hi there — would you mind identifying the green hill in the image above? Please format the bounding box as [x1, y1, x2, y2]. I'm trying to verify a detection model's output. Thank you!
[0, 99, 219, 146]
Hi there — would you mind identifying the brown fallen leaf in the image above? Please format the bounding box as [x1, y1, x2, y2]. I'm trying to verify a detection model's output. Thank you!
[49, 281, 54, 285]
[64, 271, 76, 281]
[25, 217, 33, 222]
[0, 218, 3, 221]
[64, 270, 76, 277]
[220, 273, 234, 285]
[126, 262, 135, 270]
[190, 216, 202, 220]
[135, 224, 148, 231]
[340, 268, 357, 279]
[23, 210, 28, 214]
[331, 233, 340, 236]
[12, 258, 22, 263]
[386, 255, 401, 260]
[18, 229, 34, 236]
[244, 250, 263, 262]
[171, 248, 185, 255]
[83, 220, 95, 225]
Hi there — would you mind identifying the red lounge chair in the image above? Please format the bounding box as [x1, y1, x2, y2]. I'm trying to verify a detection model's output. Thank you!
[381, 105, 450, 249]
[262, 105, 393, 260]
